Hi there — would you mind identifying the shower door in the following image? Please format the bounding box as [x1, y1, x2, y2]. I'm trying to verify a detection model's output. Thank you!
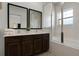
[53, 2, 75, 44]
[63, 2, 79, 47]
[63, 2, 74, 44]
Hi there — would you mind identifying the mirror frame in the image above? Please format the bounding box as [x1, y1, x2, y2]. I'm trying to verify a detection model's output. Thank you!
[29, 9, 42, 29]
[7, 3, 28, 29]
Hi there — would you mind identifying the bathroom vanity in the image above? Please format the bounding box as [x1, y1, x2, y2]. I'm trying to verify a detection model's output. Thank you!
[5, 33, 49, 56]
[5, 3, 49, 56]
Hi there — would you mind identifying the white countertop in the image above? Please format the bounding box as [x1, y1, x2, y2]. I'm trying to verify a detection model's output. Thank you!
[4, 29, 50, 37]
[4, 30, 49, 37]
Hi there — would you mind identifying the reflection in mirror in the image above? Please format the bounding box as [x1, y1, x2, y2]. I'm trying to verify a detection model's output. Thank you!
[8, 3, 27, 29]
[29, 9, 42, 29]
[9, 14, 21, 28]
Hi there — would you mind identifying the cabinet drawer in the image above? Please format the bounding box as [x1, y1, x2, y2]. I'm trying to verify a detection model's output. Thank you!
[33, 34, 42, 39]
[22, 35, 34, 41]
[5, 36, 21, 43]
[42, 34, 49, 39]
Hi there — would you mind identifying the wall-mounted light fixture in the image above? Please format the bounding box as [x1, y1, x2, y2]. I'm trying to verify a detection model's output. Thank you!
[0, 2, 2, 9]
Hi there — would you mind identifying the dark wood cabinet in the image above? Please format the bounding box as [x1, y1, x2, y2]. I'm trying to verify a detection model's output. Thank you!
[5, 42, 21, 56]
[5, 37, 21, 56]
[22, 36, 33, 56]
[42, 34, 49, 51]
[33, 36, 42, 54]
[5, 34, 49, 56]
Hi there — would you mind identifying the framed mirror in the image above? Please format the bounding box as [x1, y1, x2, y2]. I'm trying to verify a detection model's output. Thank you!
[29, 9, 42, 29]
[7, 3, 28, 29]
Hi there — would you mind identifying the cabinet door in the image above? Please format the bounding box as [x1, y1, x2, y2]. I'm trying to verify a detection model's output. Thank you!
[42, 34, 49, 51]
[22, 36, 33, 56]
[33, 35, 42, 54]
[5, 42, 21, 56]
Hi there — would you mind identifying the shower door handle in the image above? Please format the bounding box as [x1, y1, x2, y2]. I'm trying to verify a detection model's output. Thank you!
[61, 32, 64, 43]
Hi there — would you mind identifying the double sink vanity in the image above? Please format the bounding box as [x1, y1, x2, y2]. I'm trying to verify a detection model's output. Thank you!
[4, 3, 50, 56]
[5, 31, 49, 56]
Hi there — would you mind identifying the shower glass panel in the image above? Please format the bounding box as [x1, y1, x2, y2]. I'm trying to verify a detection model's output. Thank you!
[63, 2, 74, 45]
[52, 2, 62, 43]
[63, 2, 79, 48]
